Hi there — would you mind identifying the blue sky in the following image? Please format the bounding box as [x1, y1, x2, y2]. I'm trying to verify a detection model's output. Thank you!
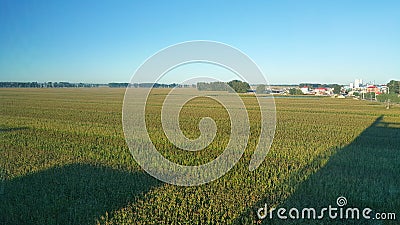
[0, 0, 399, 84]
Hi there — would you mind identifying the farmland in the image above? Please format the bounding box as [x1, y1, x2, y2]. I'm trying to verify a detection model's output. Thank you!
[0, 88, 399, 224]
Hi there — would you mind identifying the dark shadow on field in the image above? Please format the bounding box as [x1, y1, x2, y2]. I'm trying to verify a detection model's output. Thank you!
[0, 163, 161, 225]
[0, 126, 28, 133]
[235, 115, 400, 225]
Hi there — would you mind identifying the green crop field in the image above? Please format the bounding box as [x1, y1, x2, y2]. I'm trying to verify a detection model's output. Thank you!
[0, 88, 399, 224]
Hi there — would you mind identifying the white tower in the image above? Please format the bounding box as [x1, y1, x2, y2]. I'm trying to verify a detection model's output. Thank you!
[355, 79, 360, 88]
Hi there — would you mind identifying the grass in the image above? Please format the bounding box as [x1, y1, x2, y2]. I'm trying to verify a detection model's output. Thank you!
[0, 88, 399, 224]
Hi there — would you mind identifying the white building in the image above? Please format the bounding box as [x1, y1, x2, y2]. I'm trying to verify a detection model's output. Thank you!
[354, 79, 363, 88]
[354, 79, 362, 88]
[300, 86, 310, 94]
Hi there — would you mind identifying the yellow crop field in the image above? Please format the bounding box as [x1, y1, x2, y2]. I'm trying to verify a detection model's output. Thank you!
[0, 88, 399, 224]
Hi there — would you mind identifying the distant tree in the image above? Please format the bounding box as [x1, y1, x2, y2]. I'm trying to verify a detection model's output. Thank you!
[289, 88, 303, 95]
[387, 80, 400, 94]
[377, 94, 400, 103]
[197, 82, 228, 91]
[108, 83, 129, 88]
[299, 83, 323, 88]
[256, 84, 266, 94]
[364, 92, 375, 100]
[197, 82, 206, 91]
[227, 80, 250, 93]
[0, 82, 105, 88]
[330, 84, 343, 94]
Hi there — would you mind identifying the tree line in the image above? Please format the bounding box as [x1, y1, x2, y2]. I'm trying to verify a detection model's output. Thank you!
[387, 80, 400, 94]
[0, 82, 103, 88]
[117, 83, 194, 88]
[197, 80, 250, 93]
[0, 82, 195, 88]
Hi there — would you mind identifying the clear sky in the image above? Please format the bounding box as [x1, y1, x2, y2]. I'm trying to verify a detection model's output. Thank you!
[0, 0, 399, 84]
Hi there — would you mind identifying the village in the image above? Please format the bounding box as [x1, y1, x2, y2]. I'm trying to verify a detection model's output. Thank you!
[259, 78, 393, 99]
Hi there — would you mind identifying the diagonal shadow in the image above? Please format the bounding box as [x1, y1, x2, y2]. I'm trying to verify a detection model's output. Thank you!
[235, 115, 400, 224]
[0, 163, 161, 225]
